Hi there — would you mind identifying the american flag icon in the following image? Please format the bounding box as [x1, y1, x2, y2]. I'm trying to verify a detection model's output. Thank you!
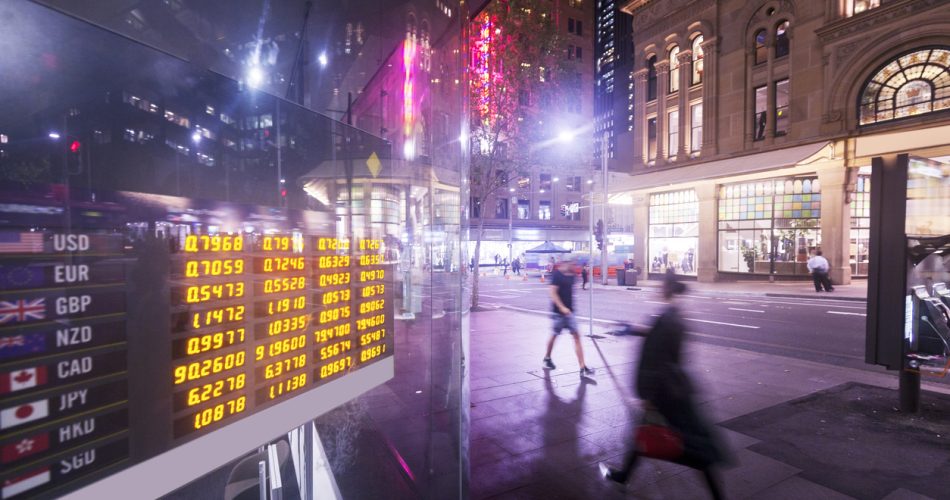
[0, 299, 46, 324]
[0, 233, 44, 254]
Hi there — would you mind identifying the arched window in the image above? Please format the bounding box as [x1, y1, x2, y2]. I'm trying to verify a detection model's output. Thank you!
[775, 21, 789, 58]
[754, 29, 767, 64]
[691, 35, 704, 85]
[859, 48, 950, 125]
[647, 55, 657, 101]
[669, 46, 680, 93]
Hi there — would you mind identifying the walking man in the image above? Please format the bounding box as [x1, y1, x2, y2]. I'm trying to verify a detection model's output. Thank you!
[543, 257, 595, 379]
[807, 249, 834, 292]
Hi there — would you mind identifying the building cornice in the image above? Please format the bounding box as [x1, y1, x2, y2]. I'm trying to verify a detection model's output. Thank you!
[815, 0, 945, 44]
[619, 0, 651, 16]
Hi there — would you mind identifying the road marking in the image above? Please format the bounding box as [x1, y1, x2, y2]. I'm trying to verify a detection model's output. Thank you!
[684, 318, 760, 329]
[828, 311, 867, 317]
[644, 300, 667, 305]
[728, 307, 765, 313]
[723, 301, 752, 305]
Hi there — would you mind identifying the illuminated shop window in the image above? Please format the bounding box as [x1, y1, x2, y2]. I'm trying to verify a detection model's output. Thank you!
[859, 47, 950, 125]
[718, 177, 821, 275]
[648, 189, 698, 276]
[850, 172, 871, 276]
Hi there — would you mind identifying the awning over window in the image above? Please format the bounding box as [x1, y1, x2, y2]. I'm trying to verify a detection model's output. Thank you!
[609, 141, 832, 193]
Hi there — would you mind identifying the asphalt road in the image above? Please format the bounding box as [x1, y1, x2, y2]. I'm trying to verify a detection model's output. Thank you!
[474, 274, 871, 372]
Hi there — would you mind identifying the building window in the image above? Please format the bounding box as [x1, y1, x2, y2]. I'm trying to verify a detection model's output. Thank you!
[649, 190, 699, 276]
[775, 21, 790, 59]
[690, 103, 703, 152]
[540, 173, 552, 191]
[718, 177, 822, 275]
[576, 21, 583, 36]
[538, 201, 552, 220]
[517, 199, 531, 219]
[847, 0, 880, 17]
[754, 30, 767, 65]
[668, 109, 679, 159]
[647, 116, 657, 162]
[647, 55, 657, 101]
[775, 79, 790, 136]
[576, 46, 582, 61]
[495, 198, 509, 219]
[691, 35, 704, 85]
[850, 171, 871, 276]
[669, 46, 680, 93]
[470, 197, 481, 218]
[568, 18, 574, 33]
[754, 85, 767, 141]
[566, 176, 582, 192]
[859, 47, 950, 125]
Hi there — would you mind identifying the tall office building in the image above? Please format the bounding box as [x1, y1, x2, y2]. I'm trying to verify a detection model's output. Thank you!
[594, 0, 634, 172]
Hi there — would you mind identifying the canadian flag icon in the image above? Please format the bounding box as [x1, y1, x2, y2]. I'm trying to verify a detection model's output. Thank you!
[0, 366, 47, 394]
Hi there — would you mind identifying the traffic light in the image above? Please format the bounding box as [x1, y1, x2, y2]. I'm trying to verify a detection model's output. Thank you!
[594, 219, 604, 251]
[66, 139, 82, 174]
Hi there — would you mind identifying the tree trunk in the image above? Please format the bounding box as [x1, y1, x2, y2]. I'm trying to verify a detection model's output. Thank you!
[471, 217, 486, 310]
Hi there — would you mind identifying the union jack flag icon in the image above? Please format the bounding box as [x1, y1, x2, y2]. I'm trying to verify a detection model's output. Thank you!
[0, 299, 46, 324]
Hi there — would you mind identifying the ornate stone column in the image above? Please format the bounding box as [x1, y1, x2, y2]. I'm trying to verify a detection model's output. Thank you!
[817, 164, 853, 286]
[632, 193, 650, 279]
[700, 37, 718, 156]
[677, 50, 692, 159]
[655, 60, 670, 166]
[632, 69, 649, 166]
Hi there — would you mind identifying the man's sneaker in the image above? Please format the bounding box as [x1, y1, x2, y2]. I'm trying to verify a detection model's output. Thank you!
[542, 358, 556, 370]
[598, 462, 625, 484]
[580, 366, 595, 378]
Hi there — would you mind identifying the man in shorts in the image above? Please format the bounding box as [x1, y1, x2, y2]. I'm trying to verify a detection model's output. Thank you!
[543, 257, 595, 378]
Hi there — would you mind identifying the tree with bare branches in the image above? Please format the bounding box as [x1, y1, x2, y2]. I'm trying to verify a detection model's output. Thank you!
[468, 0, 574, 310]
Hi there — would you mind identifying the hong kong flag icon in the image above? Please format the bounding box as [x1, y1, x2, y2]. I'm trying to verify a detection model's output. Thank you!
[0, 399, 48, 430]
[0, 366, 47, 394]
[1, 432, 49, 464]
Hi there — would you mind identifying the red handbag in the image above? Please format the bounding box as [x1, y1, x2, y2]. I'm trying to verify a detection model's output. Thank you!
[635, 410, 684, 460]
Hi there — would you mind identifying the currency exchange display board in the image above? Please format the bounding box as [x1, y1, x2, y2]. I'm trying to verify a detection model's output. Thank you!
[0, 189, 394, 498]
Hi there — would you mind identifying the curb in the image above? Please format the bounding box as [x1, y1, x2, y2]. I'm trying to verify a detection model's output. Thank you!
[593, 284, 866, 303]
[764, 292, 867, 302]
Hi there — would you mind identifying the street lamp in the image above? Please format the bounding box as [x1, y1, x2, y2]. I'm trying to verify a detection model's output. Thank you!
[508, 195, 517, 269]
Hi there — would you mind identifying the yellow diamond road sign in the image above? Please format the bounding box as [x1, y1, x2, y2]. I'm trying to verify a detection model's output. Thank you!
[366, 152, 382, 178]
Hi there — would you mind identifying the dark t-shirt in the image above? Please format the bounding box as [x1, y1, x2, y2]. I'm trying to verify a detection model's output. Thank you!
[550, 268, 574, 314]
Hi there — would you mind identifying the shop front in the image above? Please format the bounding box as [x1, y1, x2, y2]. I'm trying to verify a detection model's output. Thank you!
[647, 189, 699, 277]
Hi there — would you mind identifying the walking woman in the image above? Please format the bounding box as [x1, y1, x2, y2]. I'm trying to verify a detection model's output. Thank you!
[599, 270, 729, 498]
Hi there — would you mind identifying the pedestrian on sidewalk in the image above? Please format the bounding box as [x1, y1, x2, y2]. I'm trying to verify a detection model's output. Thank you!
[600, 270, 728, 498]
[807, 249, 834, 292]
[502, 258, 509, 276]
[581, 262, 590, 290]
[512, 258, 521, 275]
[543, 257, 595, 379]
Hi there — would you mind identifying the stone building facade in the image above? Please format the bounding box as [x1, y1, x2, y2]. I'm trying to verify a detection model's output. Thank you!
[615, 0, 950, 283]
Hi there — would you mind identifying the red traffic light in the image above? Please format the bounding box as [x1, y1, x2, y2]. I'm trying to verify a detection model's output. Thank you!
[69, 140, 81, 153]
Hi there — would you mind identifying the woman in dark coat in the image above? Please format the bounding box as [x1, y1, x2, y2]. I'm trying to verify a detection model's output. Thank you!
[600, 271, 728, 499]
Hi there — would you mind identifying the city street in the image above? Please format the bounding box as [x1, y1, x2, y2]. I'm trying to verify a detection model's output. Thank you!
[474, 274, 869, 372]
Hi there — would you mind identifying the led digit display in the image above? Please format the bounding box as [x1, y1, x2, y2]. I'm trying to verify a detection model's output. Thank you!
[174, 328, 246, 358]
[318, 339, 353, 360]
[318, 356, 353, 379]
[317, 272, 351, 286]
[358, 239, 382, 250]
[358, 254, 383, 266]
[360, 343, 387, 363]
[188, 305, 246, 330]
[260, 276, 306, 294]
[189, 395, 247, 431]
[313, 323, 351, 343]
[359, 269, 385, 282]
[320, 289, 351, 305]
[262, 353, 307, 379]
[359, 299, 386, 314]
[356, 314, 385, 331]
[261, 235, 304, 252]
[185, 258, 245, 277]
[184, 234, 244, 253]
[257, 372, 308, 403]
[360, 284, 384, 297]
[359, 328, 386, 346]
[254, 334, 307, 361]
[317, 255, 350, 268]
[316, 237, 350, 251]
[258, 314, 309, 338]
[318, 305, 351, 324]
[183, 374, 246, 408]
[185, 281, 245, 304]
[259, 256, 306, 273]
[173, 351, 247, 384]
[264, 295, 307, 315]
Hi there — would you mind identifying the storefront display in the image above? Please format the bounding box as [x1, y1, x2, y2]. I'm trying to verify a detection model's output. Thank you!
[851, 170, 872, 276]
[648, 190, 698, 275]
[718, 177, 821, 275]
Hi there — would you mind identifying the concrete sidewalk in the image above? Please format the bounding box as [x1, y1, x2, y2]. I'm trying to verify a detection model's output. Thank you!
[470, 308, 948, 499]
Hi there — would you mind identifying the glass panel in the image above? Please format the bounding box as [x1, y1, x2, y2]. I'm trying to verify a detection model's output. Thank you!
[690, 103, 703, 152]
[754, 86, 767, 141]
[775, 79, 790, 136]
[668, 109, 679, 157]
[692, 35, 704, 84]
[775, 21, 790, 58]
[754, 30, 767, 65]
[669, 46, 680, 93]
[0, 1, 468, 499]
